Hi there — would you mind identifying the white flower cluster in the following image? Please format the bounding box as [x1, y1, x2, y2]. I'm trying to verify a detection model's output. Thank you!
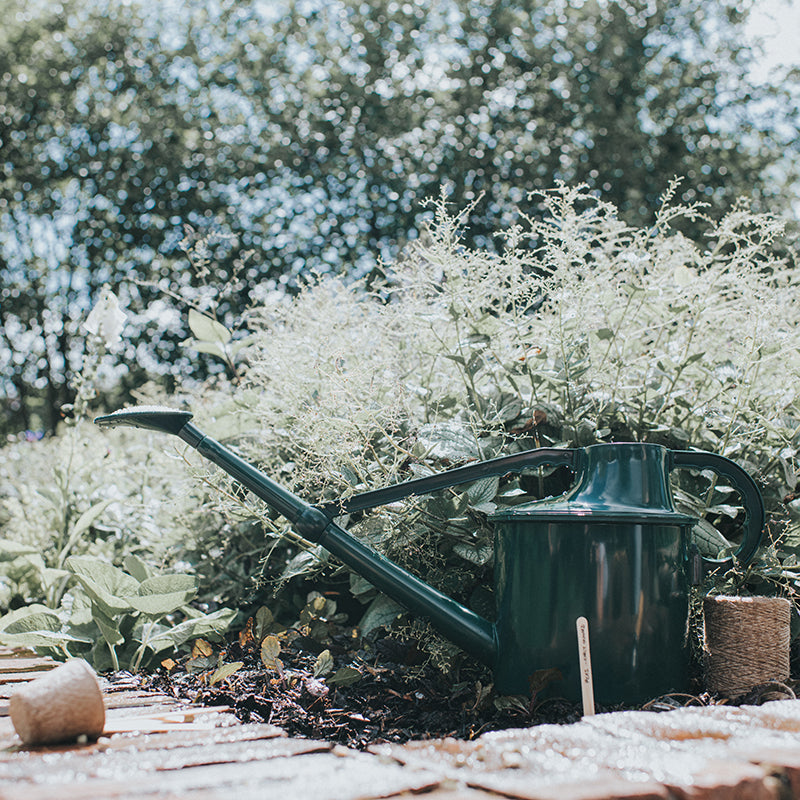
[84, 286, 126, 347]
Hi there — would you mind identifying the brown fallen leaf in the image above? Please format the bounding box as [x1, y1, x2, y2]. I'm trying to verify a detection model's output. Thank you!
[192, 639, 213, 658]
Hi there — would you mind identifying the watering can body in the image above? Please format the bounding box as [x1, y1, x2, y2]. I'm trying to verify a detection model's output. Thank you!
[491, 444, 697, 702]
[494, 518, 691, 702]
[95, 408, 765, 706]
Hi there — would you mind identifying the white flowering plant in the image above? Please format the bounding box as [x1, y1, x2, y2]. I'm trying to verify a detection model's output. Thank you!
[2, 184, 798, 674]
[186, 183, 799, 664]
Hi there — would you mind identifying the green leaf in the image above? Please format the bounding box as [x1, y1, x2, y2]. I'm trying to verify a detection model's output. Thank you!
[92, 605, 125, 648]
[4, 552, 46, 584]
[443, 354, 466, 366]
[188, 309, 231, 345]
[127, 574, 198, 617]
[358, 595, 403, 635]
[136, 574, 197, 594]
[0, 605, 90, 649]
[466, 476, 500, 506]
[127, 592, 196, 617]
[229, 336, 256, 357]
[313, 649, 334, 677]
[57, 499, 116, 568]
[706, 503, 740, 518]
[123, 554, 153, 582]
[144, 608, 237, 655]
[0, 539, 41, 560]
[70, 498, 114, 540]
[453, 541, 494, 565]
[691, 520, 731, 558]
[0, 605, 61, 634]
[0, 629, 89, 649]
[254, 606, 276, 640]
[349, 574, 376, 598]
[66, 556, 139, 616]
[461, 332, 490, 348]
[416, 422, 481, 461]
[41, 567, 70, 586]
[209, 661, 244, 686]
[327, 666, 362, 687]
[182, 338, 228, 360]
[493, 395, 523, 423]
[594, 327, 614, 340]
[279, 547, 326, 582]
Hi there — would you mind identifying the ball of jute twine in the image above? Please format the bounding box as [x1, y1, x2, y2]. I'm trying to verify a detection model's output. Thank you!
[703, 595, 791, 698]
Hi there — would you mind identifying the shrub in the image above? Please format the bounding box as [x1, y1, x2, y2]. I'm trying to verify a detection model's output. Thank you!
[189, 183, 799, 662]
[0, 291, 237, 668]
[3, 184, 798, 673]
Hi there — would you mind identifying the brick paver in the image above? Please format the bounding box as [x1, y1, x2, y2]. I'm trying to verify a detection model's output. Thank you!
[2, 647, 800, 799]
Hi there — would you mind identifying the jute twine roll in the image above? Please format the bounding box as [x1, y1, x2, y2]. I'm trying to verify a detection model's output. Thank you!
[703, 595, 791, 698]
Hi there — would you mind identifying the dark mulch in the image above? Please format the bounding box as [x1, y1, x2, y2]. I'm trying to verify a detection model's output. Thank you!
[133, 637, 799, 750]
[129, 597, 798, 750]
[135, 622, 613, 750]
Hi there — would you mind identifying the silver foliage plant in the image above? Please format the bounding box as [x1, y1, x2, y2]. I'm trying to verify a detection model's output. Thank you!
[0, 292, 234, 668]
[4, 182, 797, 667]
[202, 183, 799, 634]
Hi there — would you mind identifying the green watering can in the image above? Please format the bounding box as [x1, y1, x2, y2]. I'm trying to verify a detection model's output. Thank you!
[95, 407, 764, 705]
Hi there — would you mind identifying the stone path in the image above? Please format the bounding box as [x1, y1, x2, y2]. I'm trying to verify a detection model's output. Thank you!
[2, 647, 800, 799]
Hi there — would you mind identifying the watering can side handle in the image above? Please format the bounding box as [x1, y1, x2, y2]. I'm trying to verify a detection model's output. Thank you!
[319, 447, 576, 517]
[669, 450, 765, 567]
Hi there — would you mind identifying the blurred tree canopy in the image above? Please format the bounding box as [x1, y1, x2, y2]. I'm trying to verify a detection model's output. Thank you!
[1, 0, 798, 434]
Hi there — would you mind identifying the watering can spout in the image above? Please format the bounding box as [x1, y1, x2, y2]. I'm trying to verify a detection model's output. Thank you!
[95, 406, 196, 438]
[94, 406, 500, 667]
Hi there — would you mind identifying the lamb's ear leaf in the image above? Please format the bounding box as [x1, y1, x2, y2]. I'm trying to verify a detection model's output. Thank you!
[123, 554, 153, 583]
[144, 608, 238, 655]
[188, 309, 231, 345]
[0, 605, 90, 648]
[125, 575, 198, 617]
[66, 556, 138, 616]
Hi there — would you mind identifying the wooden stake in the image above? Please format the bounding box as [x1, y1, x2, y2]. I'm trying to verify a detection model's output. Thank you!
[576, 616, 595, 717]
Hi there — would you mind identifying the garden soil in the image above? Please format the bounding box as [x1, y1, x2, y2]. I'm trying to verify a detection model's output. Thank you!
[133, 595, 798, 750]
[140, 629, 590, 749]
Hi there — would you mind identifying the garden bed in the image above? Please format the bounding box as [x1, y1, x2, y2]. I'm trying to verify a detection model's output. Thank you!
[138, 622, 799, 751]
[139, 627, 587, 749]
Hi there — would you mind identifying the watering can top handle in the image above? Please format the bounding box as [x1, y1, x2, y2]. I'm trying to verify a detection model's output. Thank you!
[319, 447, 576, 517]
[669, 450, 765, 567]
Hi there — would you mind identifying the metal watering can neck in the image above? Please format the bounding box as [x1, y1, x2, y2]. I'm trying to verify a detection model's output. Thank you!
[567, 443, 677, 516]
[94, 408, 765, 672]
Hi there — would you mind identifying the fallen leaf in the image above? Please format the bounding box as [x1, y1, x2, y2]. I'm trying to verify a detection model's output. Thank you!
[161, 658, 176, 672]
[209, 661, 244, 686]
[238, 617, 255, 647]
[327, 666, 362, 687]
[186, 655, 217, 673]
[313, 649, 334, 677]
[261, 634, 282, 670]
[192, 638, 213, 658]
